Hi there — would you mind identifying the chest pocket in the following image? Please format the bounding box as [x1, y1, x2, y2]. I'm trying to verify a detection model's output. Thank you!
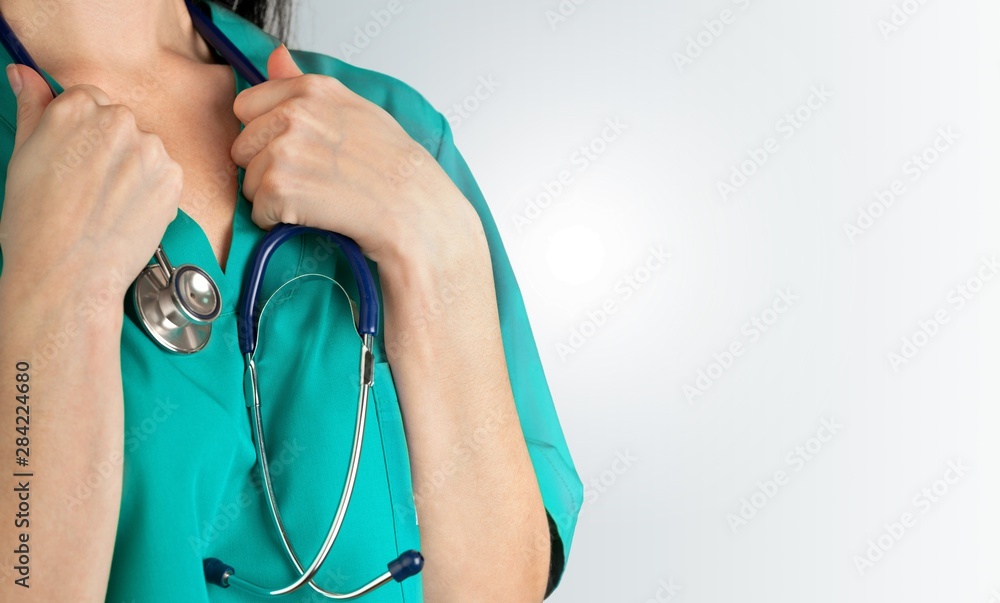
[245, 233, 421, 600]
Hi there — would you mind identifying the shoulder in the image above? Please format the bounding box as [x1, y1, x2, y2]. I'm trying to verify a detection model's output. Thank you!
[288, 49, 447, 156]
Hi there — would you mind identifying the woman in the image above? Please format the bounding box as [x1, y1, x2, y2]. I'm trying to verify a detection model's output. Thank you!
[0, 0, 582, 601]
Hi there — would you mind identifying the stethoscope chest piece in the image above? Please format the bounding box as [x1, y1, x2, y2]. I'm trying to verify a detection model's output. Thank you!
[134, 249, 222, 354]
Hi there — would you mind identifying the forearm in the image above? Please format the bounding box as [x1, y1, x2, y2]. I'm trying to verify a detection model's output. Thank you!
[379, 216, 550, 602]
[0, 272, 125, 601]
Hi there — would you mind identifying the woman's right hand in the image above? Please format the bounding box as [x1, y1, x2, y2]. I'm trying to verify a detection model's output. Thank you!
[0, 64, 183, 300]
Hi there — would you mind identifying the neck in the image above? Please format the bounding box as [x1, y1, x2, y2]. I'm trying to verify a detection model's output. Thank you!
[0, 0, 216, 78]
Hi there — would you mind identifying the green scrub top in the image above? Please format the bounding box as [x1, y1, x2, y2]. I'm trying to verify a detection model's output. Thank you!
[0, 1, 583, 600]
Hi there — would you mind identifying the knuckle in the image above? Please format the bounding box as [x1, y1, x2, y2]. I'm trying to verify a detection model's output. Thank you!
[61, 86, 95, 104]
[137, 132, 166, 161]
[47, 92, 88, 119]
[101, 104, 137, 136]
[315, 74, 346, 94]
[252, 196, 289, 227]
[73, 83, 108, 98]
[230, 136, 252, 159]
[259, 171, 284, 198]
[277, 98, 307, 127]
[263, 124, 284, 147]
[298, 73, 328, 94]
[162, 161, 184, 194]
[269, 139, 295, 163]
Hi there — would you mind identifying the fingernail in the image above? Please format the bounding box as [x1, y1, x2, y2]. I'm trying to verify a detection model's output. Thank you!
[6, 64, 22, 97]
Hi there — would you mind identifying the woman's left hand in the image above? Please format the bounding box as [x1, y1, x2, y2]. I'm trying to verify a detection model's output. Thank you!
[230, 44, 481, 267]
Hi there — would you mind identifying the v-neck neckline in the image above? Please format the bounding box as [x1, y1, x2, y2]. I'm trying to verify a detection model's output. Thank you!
[31, 0, 279, 314]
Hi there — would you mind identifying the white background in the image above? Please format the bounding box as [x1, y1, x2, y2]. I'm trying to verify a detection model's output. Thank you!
[293, 1, 1000, 601]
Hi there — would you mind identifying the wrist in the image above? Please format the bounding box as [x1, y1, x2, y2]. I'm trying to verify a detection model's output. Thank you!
[378, 229, 492, 337]
[0, 267, 127, 333]
[377, 216, 503, 370]
[378, 196, 490, 296]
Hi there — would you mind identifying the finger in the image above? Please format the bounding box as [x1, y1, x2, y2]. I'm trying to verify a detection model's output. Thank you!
[232, 76, 304, 125]
[267, 44, 304, 80]
[61, 83, 113, 105]
[240, 147, 274, 203]
[249, 194, 281, 231]
[245, 152, 282, 231]
[230, 107, 292, 167]
[9, 66, 116, 154]
[233, 46, 342, 125]
[8, 64, 54, 153]
[232, 45, 304, 124]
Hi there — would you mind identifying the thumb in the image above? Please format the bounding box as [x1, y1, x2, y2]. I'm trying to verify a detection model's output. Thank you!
[266, 44, 303, 80]
[7, 64, 55, 154]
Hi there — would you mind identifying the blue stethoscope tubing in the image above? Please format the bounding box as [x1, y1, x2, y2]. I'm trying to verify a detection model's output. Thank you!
[0, 0, 422, 597]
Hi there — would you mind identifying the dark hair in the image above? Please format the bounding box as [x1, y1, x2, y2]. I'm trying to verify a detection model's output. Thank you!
[220, 0, 293, 45]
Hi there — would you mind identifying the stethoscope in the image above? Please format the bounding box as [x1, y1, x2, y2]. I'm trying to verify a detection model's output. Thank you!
[0, 0, 424, 598]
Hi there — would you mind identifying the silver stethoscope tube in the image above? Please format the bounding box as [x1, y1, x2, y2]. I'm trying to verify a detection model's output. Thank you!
[201, 275, 421, 598]
[242, 330, 384, 598]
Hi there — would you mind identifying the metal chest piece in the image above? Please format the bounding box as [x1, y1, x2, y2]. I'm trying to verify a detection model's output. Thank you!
[134, 246, 223, 354]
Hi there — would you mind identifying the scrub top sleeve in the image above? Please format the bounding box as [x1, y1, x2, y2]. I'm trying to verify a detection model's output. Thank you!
[431, 112, 584, 596]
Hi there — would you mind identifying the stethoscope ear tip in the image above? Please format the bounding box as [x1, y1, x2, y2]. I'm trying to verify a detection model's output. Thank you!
[388, 550, 424, 582]
[203, 557, 235, 588]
